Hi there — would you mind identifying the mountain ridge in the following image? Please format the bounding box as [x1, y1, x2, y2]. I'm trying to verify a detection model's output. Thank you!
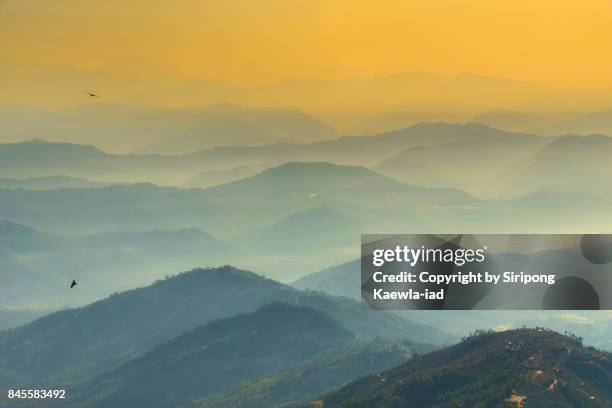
[311, 328, 612, 407]
[0, 266, 450, 386]
[71, 302, 355, 408]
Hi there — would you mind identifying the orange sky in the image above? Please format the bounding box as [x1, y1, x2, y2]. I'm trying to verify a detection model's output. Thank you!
[1, 0, 612, 88]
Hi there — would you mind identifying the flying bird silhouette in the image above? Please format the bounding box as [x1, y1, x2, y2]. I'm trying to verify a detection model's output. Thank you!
[84, 91, 101, 99]
[70, 280, 77, 288]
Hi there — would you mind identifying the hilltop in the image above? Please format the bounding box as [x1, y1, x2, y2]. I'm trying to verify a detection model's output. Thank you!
[0, 266, 449, 386]
[311, 329, 612, 407]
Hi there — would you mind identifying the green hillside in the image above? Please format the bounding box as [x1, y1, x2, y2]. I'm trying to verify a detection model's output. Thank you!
[311, 329, 612, 408]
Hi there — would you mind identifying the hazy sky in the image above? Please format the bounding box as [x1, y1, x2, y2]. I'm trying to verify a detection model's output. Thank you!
[2, 0, 612, 88]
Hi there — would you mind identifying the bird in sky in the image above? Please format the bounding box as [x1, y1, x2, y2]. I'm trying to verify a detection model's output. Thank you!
[70, 280, 77, 288]
[84, 91, 101, 99]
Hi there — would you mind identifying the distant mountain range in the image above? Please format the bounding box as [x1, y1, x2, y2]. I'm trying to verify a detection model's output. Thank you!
[3, 122, 611, 198]
[0, 175, 116, 190]
[0, 123, 532, 184]
[0, 161, 475, 238]
[0, 103, 338, 153]
[373, 127, 546, 197]
[0, 266, 449, 387]
[5, 65, 612, 133]
[0, 220, 237, 309]
[2, 155, 611, 287]
[310, 329, 612, 407]
[0, 161, 477, 293]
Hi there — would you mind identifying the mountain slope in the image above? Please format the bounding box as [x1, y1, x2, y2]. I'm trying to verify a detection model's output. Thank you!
[72, 302, 354, 408]
[198, 339, 429, 408]
[0, 221, 70, 310]
[0, 310, 47, 332]
[292, 259, 361, 300]
[313, 329, 612, 408]
[238, 206, 360, 255]
[0, 266, 450, 386]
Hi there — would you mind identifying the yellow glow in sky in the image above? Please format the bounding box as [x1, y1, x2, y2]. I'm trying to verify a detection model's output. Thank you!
[1, 0, 612, 88]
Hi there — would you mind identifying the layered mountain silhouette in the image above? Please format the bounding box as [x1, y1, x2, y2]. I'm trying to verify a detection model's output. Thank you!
[204, 162, 475, 213]
[0, 162, 475, 237]
[0, 103, 338, 153]
[6, 122, 611, 199]
[5, 67, 611, 132]
[71, 302, 354, 407]
[0, 123, 539, 183]
[0, 160, 479, 287]
[310, 329, 612, 407]
[0, 221, 239, 309]
[5, 121, 610, 199]
[374, 129, 546, 197]
[0, 266, 449, 387]
[136, 106, 338, 154]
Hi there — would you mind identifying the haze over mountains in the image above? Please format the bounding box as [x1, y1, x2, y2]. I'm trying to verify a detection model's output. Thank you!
[1, 101, 612, 407]
[71, 302, 355, 408]
[5, 66, 612, 136]
[3, 121, 612, 198]
[2, 122, 612, 303]
[0, 221, 241, 309]
[0, 103, 338, 153]
[4, 1, 612, 405]
[0, 267, 447, 389]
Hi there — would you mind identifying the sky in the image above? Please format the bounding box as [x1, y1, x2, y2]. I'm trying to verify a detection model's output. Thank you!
[2, 0, 612, 88]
